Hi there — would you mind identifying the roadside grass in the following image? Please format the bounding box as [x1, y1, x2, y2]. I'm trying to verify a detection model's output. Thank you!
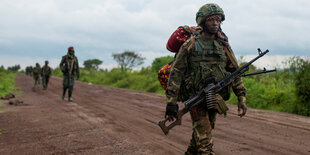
[0, 69, 16, 97]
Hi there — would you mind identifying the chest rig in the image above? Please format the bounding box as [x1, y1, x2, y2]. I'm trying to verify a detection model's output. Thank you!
[191, 35, 228, 88]
[179, 35, 229, 102]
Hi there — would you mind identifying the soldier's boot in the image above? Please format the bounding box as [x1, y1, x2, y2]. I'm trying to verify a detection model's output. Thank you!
[68, 86, 73, 102]
[68, 97, 73, 102]
[62, 88, 67, 100]
[185, 136, 197, 155]
[184, 151, 195, 155]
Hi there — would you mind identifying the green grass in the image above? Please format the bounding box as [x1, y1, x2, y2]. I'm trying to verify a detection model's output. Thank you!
[227, 74, 298, 114]
[0, 69, 16, 97]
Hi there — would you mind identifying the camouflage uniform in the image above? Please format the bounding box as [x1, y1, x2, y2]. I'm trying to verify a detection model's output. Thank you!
[26, 66, 33, 76]
[33, 63, 41, 88]
[59, 46, 80, 102]
[41, 61, 52, 90]
[165, 3, 246, 155]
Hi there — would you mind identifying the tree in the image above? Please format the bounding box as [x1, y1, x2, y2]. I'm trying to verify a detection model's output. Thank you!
[112, 51, 145, 71]
[291, 57, 310, 116]
[7, 64, 20, 72]
[151, 55, 174, 72]
[83, 59, 103, 71]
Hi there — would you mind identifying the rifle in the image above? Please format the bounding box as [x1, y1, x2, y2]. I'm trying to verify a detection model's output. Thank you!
[242, 68, 276, 77]
[158, 48, 276, 135]
[66, 59, 71, 83]
[66, 57, 74, 82]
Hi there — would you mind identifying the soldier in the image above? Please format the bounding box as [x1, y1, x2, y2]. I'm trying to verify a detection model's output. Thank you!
[164, 3, 247, 154]
[33, 63, 41, 89]
[29, 66, 33, 77]
[59, 46, 80, 102]
[25, 66, 29, 75]
[25, 66, 33, 76]
[41, 60, 52, 90]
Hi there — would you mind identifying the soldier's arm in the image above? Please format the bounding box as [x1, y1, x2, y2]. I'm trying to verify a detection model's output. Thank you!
[41, 68, 44, 76]
[225, 47, 247, 116]
[165, 39, 191, 104]
[59, 56, 65, 72]
[226, 57, 246, 99]
[49, 67, 52, 76]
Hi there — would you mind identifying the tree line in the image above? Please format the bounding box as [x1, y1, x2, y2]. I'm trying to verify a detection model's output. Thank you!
[3, 50, 310, 116]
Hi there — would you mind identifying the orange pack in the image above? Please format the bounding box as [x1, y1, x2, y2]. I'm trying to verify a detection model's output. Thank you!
[158, 61, 173, 90]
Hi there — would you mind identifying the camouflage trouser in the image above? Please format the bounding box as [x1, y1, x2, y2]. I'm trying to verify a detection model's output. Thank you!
[185, 109, 217, 155]
[62, 75, 75, 98]
[42, 76, 50, 89]
[33, 76, 40, 87]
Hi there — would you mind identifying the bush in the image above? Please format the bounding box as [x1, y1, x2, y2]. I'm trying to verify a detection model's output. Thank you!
[0, 68, 16, 97]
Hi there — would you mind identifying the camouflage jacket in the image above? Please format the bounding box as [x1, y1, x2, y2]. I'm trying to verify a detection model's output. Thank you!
[41, 65, 52, 77]
[59, 55, 80, 78]
[166, 34, 246, 105]
[32, 66, 41, 78]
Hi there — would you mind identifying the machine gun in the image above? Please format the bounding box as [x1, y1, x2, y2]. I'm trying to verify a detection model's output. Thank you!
[158, 48, 276, 135]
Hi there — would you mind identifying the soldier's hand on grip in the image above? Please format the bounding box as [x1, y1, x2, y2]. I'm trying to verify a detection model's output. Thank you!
[238, 102, 247, 117]
[165, 102, 179, 122]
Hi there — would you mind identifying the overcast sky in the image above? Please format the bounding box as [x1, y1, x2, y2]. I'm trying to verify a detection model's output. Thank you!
[0, 0, 309, 69]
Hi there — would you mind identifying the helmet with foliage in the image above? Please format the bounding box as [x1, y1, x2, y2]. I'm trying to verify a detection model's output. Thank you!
[196, 3, 225, 25]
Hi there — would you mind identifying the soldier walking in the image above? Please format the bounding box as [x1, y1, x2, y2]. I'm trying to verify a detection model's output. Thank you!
[41, 60, 52, 90]
[59, 46, 80, 102]
[32, 63, 41, 89]
[164, 3, 247, 154]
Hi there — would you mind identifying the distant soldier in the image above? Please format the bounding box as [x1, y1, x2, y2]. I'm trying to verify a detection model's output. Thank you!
[26, 66, 32, 76]
[32, 63, 41, 89]
[59, 46, 80, 102]
[25, 66, 30, 75]
[29, 66, 33, 77]
[41, 60, 52, 90]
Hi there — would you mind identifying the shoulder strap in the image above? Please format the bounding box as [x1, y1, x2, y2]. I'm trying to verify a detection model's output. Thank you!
[69, 58, 75, 74]
[224, 46, 239, 69]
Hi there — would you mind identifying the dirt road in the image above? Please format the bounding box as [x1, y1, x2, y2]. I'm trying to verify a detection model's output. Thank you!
[0, 74, 310, 155]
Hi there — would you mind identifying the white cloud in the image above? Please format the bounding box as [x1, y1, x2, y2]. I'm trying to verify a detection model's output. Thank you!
[0, 0, 309, 69]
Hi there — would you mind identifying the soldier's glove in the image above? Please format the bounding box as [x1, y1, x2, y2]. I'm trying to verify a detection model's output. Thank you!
[237, 96, 247, 117]
[165, 102, 179, 122]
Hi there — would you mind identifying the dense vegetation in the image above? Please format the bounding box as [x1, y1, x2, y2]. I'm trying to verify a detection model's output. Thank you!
[0, 67, 16, 97]
[52, 55, 310, 116]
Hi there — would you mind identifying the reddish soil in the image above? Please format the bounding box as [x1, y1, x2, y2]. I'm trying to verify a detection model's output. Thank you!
[0, 74, 310, 155]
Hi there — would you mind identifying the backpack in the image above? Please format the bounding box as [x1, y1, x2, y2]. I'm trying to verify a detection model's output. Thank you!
[158, 25, 202, 90]
[158, 25, 239, 90]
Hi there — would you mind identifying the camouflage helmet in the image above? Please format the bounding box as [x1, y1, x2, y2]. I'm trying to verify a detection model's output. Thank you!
[196, 3, 225, 25]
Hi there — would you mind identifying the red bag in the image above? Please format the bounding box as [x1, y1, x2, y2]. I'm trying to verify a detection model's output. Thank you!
[166, 26, 202, 53]
[158, 26, 201, 90]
